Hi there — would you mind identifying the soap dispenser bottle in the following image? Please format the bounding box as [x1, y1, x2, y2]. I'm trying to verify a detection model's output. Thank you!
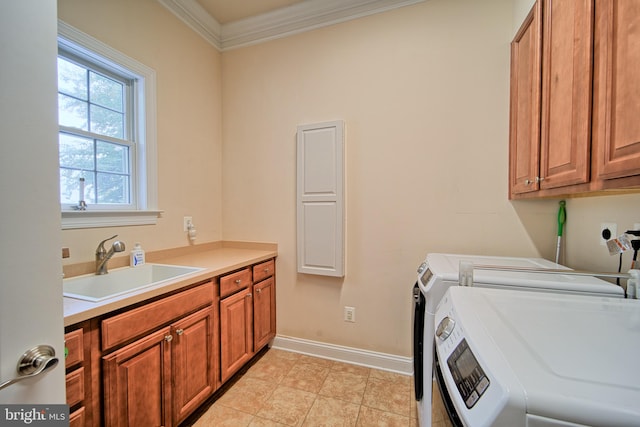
[130, 243, 145, 267]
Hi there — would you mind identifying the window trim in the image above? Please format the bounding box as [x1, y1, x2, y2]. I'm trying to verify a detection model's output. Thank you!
[58, 20, 161, 229]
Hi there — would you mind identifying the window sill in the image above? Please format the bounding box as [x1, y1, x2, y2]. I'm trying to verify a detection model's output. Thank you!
[61, 210, 163, 230]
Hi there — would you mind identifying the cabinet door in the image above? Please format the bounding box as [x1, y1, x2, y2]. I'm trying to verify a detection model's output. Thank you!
[539, 0, 593, 189]
[253, 277, 276, 351]
[593, 0, 640, 180]
[509, 1, 543, 196]
[220, 288, 253, 383]
[103, 327, 172, 427]
[172, 307, 217, 425]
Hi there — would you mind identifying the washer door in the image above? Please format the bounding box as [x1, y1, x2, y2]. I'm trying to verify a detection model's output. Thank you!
[413, 282, 425, 400]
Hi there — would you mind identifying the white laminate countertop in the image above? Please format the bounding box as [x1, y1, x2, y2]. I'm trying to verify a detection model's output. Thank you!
[63, 245, 277, 326]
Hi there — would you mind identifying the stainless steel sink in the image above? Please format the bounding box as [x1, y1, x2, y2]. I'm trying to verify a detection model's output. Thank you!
[63, 264, 205, 302]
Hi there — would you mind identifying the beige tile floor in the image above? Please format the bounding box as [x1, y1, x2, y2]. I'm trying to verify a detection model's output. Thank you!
[185, 348, 453, 427]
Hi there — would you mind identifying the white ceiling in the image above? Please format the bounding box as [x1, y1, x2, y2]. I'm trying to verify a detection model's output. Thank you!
[197, 0, 305, 24]
[158, 0, 425, 51]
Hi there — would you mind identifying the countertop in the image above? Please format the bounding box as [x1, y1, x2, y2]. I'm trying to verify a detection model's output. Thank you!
[63, 242, 277, 326]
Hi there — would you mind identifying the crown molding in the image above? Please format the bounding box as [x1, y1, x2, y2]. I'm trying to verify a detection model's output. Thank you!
[159, 0, 425, 51]
[158, 0, 222, 49]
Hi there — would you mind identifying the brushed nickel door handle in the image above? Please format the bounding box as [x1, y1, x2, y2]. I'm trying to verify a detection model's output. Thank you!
[0, 345, 59, 391]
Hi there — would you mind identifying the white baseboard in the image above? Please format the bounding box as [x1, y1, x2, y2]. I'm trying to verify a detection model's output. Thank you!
[271, 335, 413, 376]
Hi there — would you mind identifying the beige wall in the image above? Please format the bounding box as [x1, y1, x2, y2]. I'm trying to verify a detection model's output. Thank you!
[58, 0, 223, 263]
[221, 0, 555, 356]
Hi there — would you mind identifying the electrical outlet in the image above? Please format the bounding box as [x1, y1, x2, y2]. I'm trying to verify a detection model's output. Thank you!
[183, 216, 193, 232]
[344, 306, 356, 323]
[634, 223, 640, 232]
[600, 222, 617, 246]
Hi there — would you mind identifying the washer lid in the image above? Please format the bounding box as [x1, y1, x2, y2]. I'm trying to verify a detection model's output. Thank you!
[425, 253, 623, 296]
[451, 287, 640, 426]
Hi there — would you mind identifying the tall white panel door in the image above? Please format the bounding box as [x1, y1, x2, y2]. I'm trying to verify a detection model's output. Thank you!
[296, 121, 345, 277]
[0, 0, 65, 404]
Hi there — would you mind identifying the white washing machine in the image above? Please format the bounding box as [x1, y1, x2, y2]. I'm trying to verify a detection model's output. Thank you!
[412, 253, 624, 427]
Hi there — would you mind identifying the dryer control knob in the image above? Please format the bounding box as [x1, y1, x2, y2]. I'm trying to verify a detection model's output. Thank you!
[436, 317, 456, 341]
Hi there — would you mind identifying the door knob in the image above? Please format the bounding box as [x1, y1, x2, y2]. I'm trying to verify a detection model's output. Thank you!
[0, 345, 59, 391]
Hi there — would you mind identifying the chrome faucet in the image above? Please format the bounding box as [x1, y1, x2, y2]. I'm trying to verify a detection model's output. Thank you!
[96, 235, 126, 275]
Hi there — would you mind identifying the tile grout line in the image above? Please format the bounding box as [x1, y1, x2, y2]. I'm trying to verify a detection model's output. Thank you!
[190, 349, 417, 426]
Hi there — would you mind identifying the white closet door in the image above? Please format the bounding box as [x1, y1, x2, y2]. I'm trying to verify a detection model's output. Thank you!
[296, 121, 345, 277]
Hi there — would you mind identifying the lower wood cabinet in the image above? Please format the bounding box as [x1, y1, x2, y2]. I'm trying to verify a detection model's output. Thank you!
[220, 287, 253, 383]
[102, 327, 173, 427]
[65, 323, 93, 427]
[220, 260, 277, 383]
[66, 258, 276, 427]
[172, 307, 217, 425]
[253, 276, 276, 350]
[68, 407, 85, 427]
[102, 305, 217, 427]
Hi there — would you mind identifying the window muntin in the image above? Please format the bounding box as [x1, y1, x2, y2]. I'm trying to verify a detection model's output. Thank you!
[57, 48, 135, 210]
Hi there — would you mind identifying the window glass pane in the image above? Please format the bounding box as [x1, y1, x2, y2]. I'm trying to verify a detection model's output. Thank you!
[57, 31, 149, 214]
[97, 141, 128, 174]
[90, 71, 123, 112]
[58, 94, 88, 131]
[60, 169, 95, 205]
[57, 57, 87, 100]
[90, 104, 124, 138]
[97, 173, 129, 204]
[59, 133, 94, 170]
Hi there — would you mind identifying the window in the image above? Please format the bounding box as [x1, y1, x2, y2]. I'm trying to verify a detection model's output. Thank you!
[58, 21, 159, 229]
[58, 52, 133, 207]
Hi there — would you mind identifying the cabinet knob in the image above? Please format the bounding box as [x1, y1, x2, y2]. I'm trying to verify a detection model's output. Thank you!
[264, 268, 270, 273]
[235, 279, 242, 285]
[256, 288, 262, 294]
[525, 176, 544, 185]
[246, 293, 252, 298]
[165, 335, 173, 342]
[176, 329, 184, 336]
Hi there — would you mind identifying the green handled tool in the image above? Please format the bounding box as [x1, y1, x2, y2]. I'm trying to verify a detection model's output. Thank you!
[555, 200, 566, 264]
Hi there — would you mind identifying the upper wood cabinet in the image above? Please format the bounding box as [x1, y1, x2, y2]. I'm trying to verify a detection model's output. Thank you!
[510, 0, 640, 198]
[539, 0, 593, 190]
[510, 1, 542, 195]
[592, 0, 640, 184]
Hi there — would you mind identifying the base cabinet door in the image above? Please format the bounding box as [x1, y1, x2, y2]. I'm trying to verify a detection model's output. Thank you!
[102, 328, 173, 427]
[68, 407, 85, 427]
[253, 277, 276, 350]
[220, 288, 253, 383]
[172, 307, 217, 425]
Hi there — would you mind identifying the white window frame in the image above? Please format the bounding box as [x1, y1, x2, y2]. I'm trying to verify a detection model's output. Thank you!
[58, 20, 161, 229]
